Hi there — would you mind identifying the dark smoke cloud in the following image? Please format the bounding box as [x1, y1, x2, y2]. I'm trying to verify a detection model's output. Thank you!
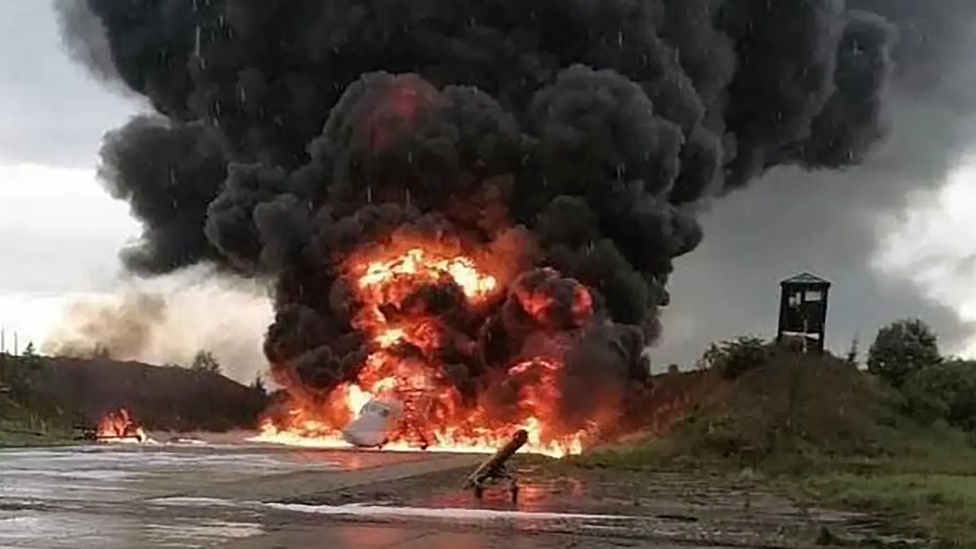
[60, 0, 901, 424]
[849, 0, 976, 98]
[54, 0, 118, 86]
[98, 116, 230, 273]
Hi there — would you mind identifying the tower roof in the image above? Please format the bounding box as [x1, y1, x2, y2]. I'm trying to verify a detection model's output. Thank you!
[780, 272, 831, 286]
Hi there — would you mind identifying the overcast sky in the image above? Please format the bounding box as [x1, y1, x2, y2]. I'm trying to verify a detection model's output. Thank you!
[0, 3, 134, 343]
[0, 2, 972, 364]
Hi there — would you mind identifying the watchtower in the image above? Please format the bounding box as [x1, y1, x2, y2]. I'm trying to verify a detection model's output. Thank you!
[776, 272, 831, 353]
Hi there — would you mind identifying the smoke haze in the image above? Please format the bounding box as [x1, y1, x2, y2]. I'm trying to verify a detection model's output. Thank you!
[43, 268, 272, 383]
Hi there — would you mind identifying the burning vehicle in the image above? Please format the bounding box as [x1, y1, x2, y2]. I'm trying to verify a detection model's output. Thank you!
[62, 0, 897, 455]
[94, 407, 148, 443]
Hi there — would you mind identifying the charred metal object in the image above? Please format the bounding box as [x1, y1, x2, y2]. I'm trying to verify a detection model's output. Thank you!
[462, 428, 528, 503]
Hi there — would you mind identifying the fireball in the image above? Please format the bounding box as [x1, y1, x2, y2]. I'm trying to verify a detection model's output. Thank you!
[96, 407, 148, 444]
[252, 240, 595, 457]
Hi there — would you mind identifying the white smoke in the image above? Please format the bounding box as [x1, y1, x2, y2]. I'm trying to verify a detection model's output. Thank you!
[42, 265, 274, 383]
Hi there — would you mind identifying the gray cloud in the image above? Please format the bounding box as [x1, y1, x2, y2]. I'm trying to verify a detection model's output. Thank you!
[653, 0, 976, 365]
[0, 2, 143, 168]
[0, 3, 146, 295]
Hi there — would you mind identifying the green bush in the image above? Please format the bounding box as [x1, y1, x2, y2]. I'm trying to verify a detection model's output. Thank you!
[702, 336, 771, 379]
[903, 359, 976, 432]
[862, 319, 976, 434]
[867, 319, 941, 389]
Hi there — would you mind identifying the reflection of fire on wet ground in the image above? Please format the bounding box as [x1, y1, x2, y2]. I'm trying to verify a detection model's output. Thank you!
[166, 436, 207, 445]
[266, 464, 886, 548]
[429, 469, 587, 512]
[280, 462, 588, 513]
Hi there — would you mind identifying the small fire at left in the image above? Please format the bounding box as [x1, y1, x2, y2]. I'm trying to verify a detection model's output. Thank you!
[95, 407, 149, 444]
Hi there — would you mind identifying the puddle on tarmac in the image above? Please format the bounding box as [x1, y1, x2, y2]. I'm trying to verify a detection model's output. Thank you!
[149, 497, 243, 508]
[150, 496, 638, 524]
[0, 508, 263, 549]
[266, 501, 638, 523]
[0, 513, 98, 542]
[3, 469, 137, 481]
[146, 519, 264, 544]
[0, 446, 346, 503]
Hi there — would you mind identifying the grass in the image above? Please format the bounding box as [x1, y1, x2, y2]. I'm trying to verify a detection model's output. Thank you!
[568, 353, 976, 548]
[0, 420, 76, 448]
[573, 429, 976, 547]
[0, 396, 77, 448]
[796, 430, 976, 547]
[0, 425, 76, 447]
[803, 472, 976, 547]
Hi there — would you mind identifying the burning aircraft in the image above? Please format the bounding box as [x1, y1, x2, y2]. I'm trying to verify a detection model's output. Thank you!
[341, 398, 405, 448]
[95, 407, 148, 443]
[61, 0, 898, 455]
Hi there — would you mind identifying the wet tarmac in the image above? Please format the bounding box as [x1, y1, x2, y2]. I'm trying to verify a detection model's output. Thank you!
[1, 443, 664, 548]
[0, 442, 482, 548]
[0, 443, 884, 548]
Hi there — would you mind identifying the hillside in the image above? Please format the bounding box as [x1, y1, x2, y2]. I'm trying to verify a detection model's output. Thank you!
[573, 340, 976, 547]
[578, 348, 945, 469]
[666, 354, 904, 464]
[0, 353, 268, 435]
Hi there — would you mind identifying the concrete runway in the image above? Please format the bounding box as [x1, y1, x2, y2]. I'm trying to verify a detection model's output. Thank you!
[0, 442, 651, 548]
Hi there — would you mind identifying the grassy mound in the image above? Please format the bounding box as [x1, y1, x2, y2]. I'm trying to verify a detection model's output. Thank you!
[672, 352, 904, 466]
[578, 350, 915, 469]
[572, 346, 976, 547]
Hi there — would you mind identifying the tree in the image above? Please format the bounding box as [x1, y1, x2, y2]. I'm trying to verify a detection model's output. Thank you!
[19, 342, 43, 370]
[93, 343, 111, 358]
[867, 319, 941, 388]
[844, 334, 860, 367]
[251, 374, 267, 395]
[191, 350, 221, 374]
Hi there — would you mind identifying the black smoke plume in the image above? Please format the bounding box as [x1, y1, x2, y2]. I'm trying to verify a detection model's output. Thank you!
[59, 0, 897, 429]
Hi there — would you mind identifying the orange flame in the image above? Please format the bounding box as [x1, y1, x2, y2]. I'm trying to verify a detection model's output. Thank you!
[252, 240, 597, 457]
[96, 407, 148, 444]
